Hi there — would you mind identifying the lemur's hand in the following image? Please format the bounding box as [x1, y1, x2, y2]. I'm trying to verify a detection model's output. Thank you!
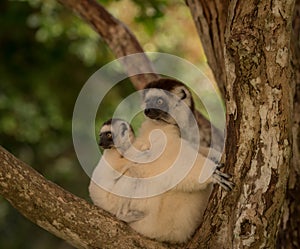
[212, 163, 235, 191]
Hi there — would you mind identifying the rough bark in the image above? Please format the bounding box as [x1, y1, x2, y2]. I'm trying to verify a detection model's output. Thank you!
[186, 0, 228, 96]
[277, 0, 300, 247]
[0, 146, 174, 249]
[187, 1, 295, 248]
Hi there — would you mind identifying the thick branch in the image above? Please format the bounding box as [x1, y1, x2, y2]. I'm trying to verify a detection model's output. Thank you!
[58, 0, 159, 89]
[186, 0, 228, 97]
[0, 146, 172, 249]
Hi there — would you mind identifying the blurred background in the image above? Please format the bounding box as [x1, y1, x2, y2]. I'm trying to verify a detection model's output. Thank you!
[0, 0, 210, 248]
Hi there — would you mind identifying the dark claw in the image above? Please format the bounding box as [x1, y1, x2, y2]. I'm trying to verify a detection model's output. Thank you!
[215, 169, 232, 179]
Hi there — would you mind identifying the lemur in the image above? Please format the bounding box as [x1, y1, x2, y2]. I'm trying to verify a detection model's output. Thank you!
[143, 78, 197, 146]
[89, 118, 145, 222]
[141, 78, 231, 188]
[89, 117, 233, 243]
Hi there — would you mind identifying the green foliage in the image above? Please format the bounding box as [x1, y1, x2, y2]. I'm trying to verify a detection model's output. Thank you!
[0, 1, 104, 248]
[25, 0, 113, 66]
[131, 0, 167, 34]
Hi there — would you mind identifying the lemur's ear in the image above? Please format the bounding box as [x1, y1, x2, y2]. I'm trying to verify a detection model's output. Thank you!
[180, 88, 187, 100]
[173, 86, 191, 100]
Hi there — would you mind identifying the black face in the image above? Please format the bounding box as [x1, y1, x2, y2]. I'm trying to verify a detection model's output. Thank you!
[144, 96, 170, 121]
[99, 131, 114, 149]
[144, 108, 170, 120]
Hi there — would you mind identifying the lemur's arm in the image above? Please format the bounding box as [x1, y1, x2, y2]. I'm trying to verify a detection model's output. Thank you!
[173, 144, 234, 192]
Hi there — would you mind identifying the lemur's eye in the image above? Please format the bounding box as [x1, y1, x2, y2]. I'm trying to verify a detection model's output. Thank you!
[106, 132, 112, 138]
[157, 98, 163, 105]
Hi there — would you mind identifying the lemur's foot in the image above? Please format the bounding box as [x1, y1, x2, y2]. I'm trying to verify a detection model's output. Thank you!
[212, 165, 235, 191]
[117, 210, 145, 223]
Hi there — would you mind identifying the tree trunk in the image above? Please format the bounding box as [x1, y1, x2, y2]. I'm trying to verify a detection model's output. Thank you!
[277, 0, 300, 247]
[187, 0, 295, 248]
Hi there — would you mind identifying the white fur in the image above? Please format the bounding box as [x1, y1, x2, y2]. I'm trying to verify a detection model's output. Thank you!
[120, 119, 214, 243]
[89, 119, 216, 243]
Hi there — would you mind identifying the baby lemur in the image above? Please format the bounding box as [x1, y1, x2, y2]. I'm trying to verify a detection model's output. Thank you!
[89, 118, 145, 223]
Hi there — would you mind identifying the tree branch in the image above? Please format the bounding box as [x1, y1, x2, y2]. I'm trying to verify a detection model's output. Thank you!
[186, 0, 228, 97]
[0, 146, 173, 249]
[58, 0, 159, 89]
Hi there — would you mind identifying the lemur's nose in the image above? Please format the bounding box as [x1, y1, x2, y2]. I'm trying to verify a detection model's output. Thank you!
[144, 108, 151, 115]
